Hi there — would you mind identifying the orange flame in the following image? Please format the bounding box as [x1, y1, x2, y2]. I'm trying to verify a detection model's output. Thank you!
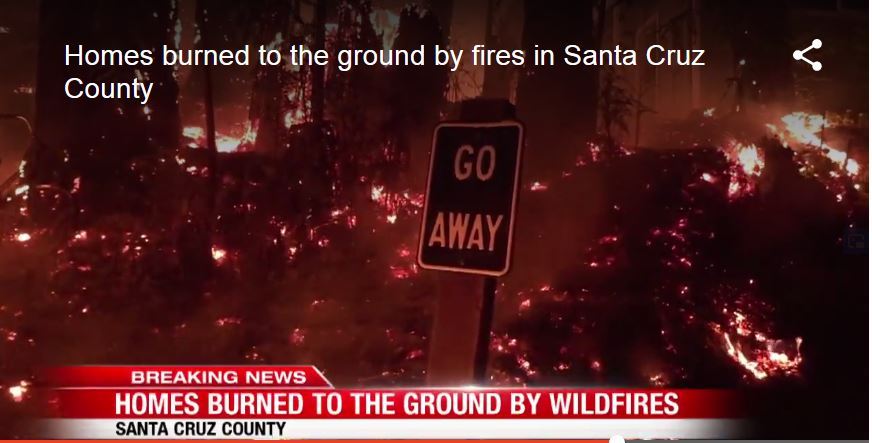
[771, 112, 861, 177]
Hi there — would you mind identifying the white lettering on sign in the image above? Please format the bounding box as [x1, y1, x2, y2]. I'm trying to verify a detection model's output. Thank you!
[454, 145, 474, 180]
[428, 212, 504, 251]
[453, 145, 496, 181]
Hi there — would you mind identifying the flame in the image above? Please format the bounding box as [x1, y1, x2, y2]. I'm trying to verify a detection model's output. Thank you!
[211, 246, 227, 264]
[7, 381, 28, 402]
[712, 304, 803, 381]
[284, 109, 306, 129]
[183, 126, 204, 139]
[529, 181, 549, 192]
[289, 328, 306, 345]
[183, 121, 259, 153]
[218, 121, 258, 153]
[723, 332, 767, 379]
[370, 185, 385, 201]
[369, 9, 400, 50]
[771, 112, 861, 177]
[736, 144, 764, 177]
[215, 317, 242, 327]
[846, 159, 860, 176]
[724, 142, 764, 199]
[781, 112, 828, 148]
[369, 184, 423, 224]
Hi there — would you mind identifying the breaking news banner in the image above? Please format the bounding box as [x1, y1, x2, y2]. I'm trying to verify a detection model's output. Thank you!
[26, 365, 744, 439]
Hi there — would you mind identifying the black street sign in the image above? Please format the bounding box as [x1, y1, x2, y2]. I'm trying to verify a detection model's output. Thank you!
[417, 121, 523, 276]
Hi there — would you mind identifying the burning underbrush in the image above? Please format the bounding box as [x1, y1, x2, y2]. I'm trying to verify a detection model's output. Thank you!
[0, 112, 867, 420]
[489, 117, 866, 387]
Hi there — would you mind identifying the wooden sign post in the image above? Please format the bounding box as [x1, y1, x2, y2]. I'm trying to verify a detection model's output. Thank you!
[421, 99, 523, 385]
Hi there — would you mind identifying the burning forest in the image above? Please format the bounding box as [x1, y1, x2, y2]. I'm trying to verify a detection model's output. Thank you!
[0, 0, 868, 439]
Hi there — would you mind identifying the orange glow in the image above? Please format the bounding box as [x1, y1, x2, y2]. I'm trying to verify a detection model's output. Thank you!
[183, 121, 259, 153]
[8, 380, 28, 402]
[770, 112, 861, 177]
[735, 144, 764, 177]
[211, 246, 227, 264]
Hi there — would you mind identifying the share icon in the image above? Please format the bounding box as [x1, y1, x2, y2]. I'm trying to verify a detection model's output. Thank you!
[793, 39, 822, 71]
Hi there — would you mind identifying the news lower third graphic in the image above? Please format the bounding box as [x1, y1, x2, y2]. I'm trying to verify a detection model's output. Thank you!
[35, 366, 743, 439]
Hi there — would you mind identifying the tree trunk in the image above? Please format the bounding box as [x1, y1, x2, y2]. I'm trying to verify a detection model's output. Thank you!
[482, 0, 523, 100]
[515, 0, 596, 177]
[251, 0, 292, 156]
[33, 0, 179, 216]
[310, 0, 327, 125]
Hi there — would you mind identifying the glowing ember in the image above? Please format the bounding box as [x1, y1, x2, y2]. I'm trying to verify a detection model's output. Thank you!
[649, 373, 668, 386]
[736, 144, 764, 176]
[369, 184, 424, 224]
[769, 112, 862, 179]
[183, 126, 204, 139]
[712, 304, 803, 381]
[211, 246, 227, 263]
[389, 265, 416, 279]
[529, 181, 549, 192]
[8, 381, 28, 402]
[215, 317, 242, 327]
[370, 185, 385, 201]
[183, 121, 259, 153]
[723, 142, 764, 199]
[289, 328, 306, 345]
[284, 109, 306, 129]
[218, 121, 258, 153]
[14, 232, 31, 243]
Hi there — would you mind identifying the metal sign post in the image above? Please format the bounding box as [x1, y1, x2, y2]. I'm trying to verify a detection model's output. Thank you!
[421, 99, 523, 385]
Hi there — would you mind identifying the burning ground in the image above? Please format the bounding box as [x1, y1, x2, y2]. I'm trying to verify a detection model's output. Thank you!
[0, 109, 867, 427]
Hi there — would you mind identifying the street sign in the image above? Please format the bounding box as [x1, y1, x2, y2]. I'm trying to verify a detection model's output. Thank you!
[418, 121, 523, 276]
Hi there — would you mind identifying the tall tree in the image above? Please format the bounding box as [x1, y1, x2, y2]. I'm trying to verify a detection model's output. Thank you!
[388, 5, 449, 185]
[32, 0, 179, 216]
[515, 0, 597, 177]
[250, 0, 294, 156]
[482, 0, 523, 100]
[311, 0, 327, 125]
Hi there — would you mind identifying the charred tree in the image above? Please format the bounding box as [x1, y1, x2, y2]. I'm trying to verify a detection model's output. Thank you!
[481, 0, 522, 100]
[311, 0, 327, 125]
[515, 0, 597, 177]
[388, 5, 449, 185]
[32, 0, 179, 216]
[427, 0, 455, 41]
[326, 0, 384, 190]
[250, 0, 294, 156]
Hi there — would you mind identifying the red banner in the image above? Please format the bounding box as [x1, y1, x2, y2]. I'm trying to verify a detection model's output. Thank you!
[41, 365, 332, 388]
[44, 387, 737, 419]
